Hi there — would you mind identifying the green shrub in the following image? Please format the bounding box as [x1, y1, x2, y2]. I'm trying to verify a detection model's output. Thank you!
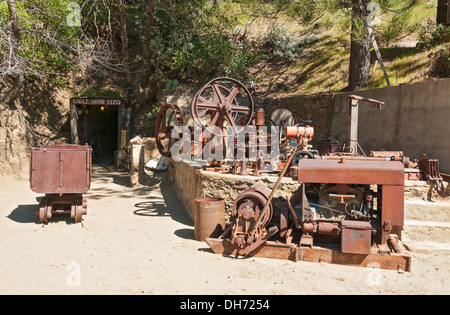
[417, 19, 450, 50]
[260, 25, 317, 62]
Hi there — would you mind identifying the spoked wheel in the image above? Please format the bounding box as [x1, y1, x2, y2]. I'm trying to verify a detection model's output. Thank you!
[155, 103, 184, 157]
[191, 77, 254, 136]
[270, 108, 296, 143]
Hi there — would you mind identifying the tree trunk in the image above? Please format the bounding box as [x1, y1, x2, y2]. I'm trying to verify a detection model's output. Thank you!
[348, 33, 371, 91]
[3, 74, 24, 104]
[117, 0, 132, 85]
[347, 0, 371, 91]
[6, 0, 20, 40]
[437, 0, 450, 26]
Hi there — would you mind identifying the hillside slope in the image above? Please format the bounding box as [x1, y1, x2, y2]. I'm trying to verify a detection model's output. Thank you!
[217, 0, 448, 97]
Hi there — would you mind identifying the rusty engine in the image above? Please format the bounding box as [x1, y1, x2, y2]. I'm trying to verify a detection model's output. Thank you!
[215, 123, 411, 271]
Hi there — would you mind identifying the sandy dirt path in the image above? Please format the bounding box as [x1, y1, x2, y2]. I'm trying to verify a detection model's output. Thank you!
[0, 166, 448, 295]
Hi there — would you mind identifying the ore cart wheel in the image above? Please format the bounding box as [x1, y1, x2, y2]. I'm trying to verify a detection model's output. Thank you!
[39, 197, 50, 224]
[74, 195, 83, 223]
[82, 197, 87, 216]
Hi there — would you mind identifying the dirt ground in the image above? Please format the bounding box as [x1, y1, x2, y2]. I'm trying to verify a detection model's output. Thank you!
[0, 166, 449, 295]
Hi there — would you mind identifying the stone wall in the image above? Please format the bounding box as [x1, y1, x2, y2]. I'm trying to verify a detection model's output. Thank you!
[169, 159, 300, 222]
[259, 93, 335, 145]
[0, 104, 34, 178]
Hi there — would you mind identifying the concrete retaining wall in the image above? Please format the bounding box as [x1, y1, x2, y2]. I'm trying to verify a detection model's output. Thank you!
[329, 79, 450, 173]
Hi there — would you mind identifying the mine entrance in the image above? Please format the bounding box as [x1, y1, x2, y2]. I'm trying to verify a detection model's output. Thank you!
[70, 97, 130, 167]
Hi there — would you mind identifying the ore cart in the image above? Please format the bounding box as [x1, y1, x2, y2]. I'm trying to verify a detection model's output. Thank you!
[30, 144, 92, 223]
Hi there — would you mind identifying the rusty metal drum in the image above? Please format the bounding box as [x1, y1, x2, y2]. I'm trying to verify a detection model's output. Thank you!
[194, 198, 225, 241]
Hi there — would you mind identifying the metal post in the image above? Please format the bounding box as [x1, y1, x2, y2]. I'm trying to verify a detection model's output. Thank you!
[348, 98, 359, 155]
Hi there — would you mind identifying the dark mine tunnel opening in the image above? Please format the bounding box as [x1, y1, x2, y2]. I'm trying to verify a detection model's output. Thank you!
[70, 97, 129, 168]
[78, 104, 118, 164]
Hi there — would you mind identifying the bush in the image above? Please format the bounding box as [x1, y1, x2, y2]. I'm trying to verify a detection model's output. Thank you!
[431, 46, 450, 77]
[417, 20, 450, 50]
[261, 25, 317, 62]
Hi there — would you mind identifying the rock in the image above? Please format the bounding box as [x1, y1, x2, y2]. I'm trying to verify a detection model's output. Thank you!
[145, 155, 171, 171]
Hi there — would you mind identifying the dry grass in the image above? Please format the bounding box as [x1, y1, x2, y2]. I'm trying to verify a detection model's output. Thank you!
[233, 0, 447, 97]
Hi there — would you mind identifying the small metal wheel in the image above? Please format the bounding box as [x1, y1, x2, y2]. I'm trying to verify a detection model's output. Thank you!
[291, 150, 314, 167]
[39, 197, 50, 223]
[155, 103, 184, 157]
[74, 195, 84, 223]
[82, 197, 87, 216]
[191, 77, 254, 136]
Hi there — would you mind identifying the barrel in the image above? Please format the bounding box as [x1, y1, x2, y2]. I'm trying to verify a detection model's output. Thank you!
[194, 197, 225, 241]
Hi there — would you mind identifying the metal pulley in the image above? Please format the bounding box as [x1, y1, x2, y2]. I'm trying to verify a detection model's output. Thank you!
[190, 77, 254, 136]
[231, 186, 273, 249]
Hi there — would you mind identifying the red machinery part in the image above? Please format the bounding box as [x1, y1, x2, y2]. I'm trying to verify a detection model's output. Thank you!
[297, 158, 405, 245]
[285, 126, 314, 140]
[341, 220, 372, 255]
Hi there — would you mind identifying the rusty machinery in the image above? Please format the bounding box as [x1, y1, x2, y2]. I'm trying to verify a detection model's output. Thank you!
[155, 77, 291, 175]
[155, 88, 449, 186]
[30, 143, 92, 223]
[154, 78, 450, 270]
[205, 143, 412, 271]
[203, 95, 415, 271]
[203, 94, 449, 270]
[155, 102, 184, 157]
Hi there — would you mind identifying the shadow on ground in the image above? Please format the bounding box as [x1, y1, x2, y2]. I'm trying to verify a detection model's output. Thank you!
[132, 177, 194, 228]
[8, 197, 83, 225]
[8, 204, 40, 224]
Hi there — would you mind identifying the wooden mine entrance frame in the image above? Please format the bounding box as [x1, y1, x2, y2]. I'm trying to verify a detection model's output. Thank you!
[69, 97, 131, 168]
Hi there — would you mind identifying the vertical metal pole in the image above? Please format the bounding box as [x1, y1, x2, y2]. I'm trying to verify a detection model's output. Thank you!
[348, 99, 359, 155]
[301, 183, 305, 218]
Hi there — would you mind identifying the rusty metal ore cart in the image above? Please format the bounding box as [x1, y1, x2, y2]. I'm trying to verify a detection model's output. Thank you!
[30, 144, 92, 223]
